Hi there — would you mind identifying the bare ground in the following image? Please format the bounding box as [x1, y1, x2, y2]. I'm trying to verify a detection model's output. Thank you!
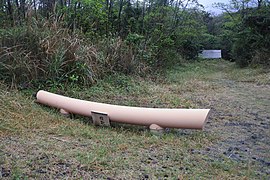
[184, 75, 270, 176]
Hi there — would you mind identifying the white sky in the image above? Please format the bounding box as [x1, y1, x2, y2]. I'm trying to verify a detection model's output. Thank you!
[198, 0, 230, 14]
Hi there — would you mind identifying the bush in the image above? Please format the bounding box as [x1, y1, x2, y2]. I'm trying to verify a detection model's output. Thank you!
[232, 30, 253, 67]
[251, 49, 270, 68]
[0, 24, 150, 88]
[232, 8, 270, 68]
[174, 32, 201, 61]
[96, 36, 149, 76]
[0, 25, 96, 87]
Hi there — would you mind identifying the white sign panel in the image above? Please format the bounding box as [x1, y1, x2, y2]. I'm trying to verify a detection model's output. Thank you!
[200, 50, 222, 59]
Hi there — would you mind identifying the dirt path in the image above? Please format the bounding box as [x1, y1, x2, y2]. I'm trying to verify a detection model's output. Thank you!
[183, 70, 270, 176]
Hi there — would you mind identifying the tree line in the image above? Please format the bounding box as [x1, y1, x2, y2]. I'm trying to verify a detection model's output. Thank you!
[0, 0, 269, 87]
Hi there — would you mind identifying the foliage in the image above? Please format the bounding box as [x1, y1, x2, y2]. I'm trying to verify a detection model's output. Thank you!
[232, 6, 270, 67]
[97, 36, 149, 76]
[0, 23, 95, 87]
[0, 0, 211, 87]
[0, 22, 152, 88]
[206, 0, 270, 67]
[1, 0, 269, 88]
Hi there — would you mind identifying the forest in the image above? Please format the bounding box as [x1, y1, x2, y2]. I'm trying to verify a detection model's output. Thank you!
[0, 0, 269, 87]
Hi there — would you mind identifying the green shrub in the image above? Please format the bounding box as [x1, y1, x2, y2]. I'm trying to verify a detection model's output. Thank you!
[232, 30, 253, 67]
[0, 23, 151, 88]
[0, 25, 95, 87]
[96, 36, 150, 76]
[232, 7, 270, 68]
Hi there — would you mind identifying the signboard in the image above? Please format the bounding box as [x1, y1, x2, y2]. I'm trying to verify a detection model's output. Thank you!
[200, 50, 222, 59]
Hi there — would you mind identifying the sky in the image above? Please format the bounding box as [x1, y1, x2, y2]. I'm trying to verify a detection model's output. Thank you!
[198, 0, 230, 14]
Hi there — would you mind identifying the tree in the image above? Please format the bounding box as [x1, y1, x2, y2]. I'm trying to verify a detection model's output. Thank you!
[214, 0, 270, 66]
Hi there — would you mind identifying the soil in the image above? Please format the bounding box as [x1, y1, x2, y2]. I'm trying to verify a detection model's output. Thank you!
[182, 75, 270, 176]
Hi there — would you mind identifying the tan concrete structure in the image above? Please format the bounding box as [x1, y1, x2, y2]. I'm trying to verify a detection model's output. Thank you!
[36, 90, 211, 130]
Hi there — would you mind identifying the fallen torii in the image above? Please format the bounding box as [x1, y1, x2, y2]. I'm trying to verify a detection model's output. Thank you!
[35, 90, 211, 131]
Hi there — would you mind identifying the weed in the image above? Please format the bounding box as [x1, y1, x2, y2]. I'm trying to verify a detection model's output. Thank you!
[0, 25, 96, 88]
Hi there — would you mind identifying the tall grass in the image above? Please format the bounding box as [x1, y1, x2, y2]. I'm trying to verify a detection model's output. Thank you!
[0, 20, 150, 89]
[0, 24, 94, 88]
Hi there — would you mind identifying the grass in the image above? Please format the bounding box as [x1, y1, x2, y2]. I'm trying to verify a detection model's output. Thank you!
[0, 60, 269, 179]
[225, 66, 270, 85]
